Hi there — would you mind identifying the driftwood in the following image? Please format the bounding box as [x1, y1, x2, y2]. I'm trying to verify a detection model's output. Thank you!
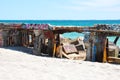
[108, 44, 119, 57]
[58, 44, 86, 60]
[108, 57, 120, 64]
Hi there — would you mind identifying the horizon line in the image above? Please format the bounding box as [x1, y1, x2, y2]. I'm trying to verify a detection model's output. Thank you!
[0, 19, 120, 21]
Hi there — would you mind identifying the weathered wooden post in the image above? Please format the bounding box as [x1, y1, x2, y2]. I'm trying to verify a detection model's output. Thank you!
[12, 29, 21, 46]
[2, 30, 9, 47]
[0, 30, 3, 47]
[94, 24, 109, 62]
[103, 38, 108, 62]
[21, 30, 25, 46]
[47, 38, 53, 56]
[53, 34, 60, 57]
[31, 31, 35, 47]
[87, 32, 97, 61]
[95, 33, 107, 62]
[53, 34, 56, 57]
[33, 30, 43, 55]
[91, 33, 97, 61]
[0, 24, 4, 47]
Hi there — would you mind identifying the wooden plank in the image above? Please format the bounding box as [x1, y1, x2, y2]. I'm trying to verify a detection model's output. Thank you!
[63, 44, 77, 54]
[103, 38, 108, 62]
[108, 57, 120, 64]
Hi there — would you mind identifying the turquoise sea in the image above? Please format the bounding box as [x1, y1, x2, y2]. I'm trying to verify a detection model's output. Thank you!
[0, 20, 120, 46]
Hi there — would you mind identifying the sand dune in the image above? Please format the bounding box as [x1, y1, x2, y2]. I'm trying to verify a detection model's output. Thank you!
[0, 47, 120, 80]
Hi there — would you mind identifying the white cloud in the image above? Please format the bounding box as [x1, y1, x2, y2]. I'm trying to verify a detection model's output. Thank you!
[71, 0, 120, 7]
[63, 0, 120, 12]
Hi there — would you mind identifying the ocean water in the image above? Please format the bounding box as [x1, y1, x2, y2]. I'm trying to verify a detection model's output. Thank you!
[0, 20, 120, 26]
[0, 20, 120, 46]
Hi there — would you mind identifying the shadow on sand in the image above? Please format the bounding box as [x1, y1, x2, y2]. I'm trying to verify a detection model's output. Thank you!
[1, 46, 33, 55]
[1, 46, 51, 57]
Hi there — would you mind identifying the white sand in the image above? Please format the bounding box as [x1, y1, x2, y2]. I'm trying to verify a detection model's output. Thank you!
[0, 47, 120, 80]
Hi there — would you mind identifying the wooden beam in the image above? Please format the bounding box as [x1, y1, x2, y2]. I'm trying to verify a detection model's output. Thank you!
[108, 57, 120, 64]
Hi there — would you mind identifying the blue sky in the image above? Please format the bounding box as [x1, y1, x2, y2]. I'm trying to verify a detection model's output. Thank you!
[0, 0, 120, 20]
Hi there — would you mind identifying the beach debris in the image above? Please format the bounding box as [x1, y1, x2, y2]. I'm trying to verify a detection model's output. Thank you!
[0, 23, 120, 63]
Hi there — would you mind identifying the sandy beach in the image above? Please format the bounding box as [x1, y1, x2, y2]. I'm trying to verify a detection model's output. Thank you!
[0, 47, 120, 80]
